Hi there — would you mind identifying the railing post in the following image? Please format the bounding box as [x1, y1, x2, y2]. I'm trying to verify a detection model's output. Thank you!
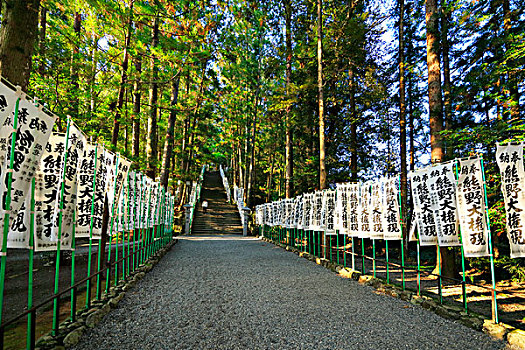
[242, 207, 251, 237]
[183, 204, 192, 235]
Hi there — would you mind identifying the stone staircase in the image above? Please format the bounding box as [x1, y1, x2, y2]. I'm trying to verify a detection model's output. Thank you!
[191, 171, 243, 235]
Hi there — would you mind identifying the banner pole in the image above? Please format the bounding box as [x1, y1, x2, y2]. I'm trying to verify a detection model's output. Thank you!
[454, 160, 468, 312]
[386, 239, 389, 284]
[343, 234, 346, 267]
[105, 154, 120, 292]
[372, 239, 376, 278]
[53, 117, 71, 335]
[351, 237, 355, 270]
[70, 209, 77, 321]
[480, 158, 498, 323]
[0, 94, 21, 324]
[26, 177, 36, 349]
[85, 144, 99, 308]
[361, 238, 365, 274]
[397, 175, 405, 290]
[417, 240, 421, 296]
[126, 172, 132, 277]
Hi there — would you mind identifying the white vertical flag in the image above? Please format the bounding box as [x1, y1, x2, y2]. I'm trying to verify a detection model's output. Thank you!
[457, 157, 490, 257]
[347, 183, 360, 237]
[382, 177, 402, 240]
[496, 144, 525, 258]
[409, 168, 438, 246]
[369, 180, 384, 240]
[358, 181, 372, 238]
[335, 184, 349, 235]
[323, 190, 336, 235]
[427, 162, 461, 246]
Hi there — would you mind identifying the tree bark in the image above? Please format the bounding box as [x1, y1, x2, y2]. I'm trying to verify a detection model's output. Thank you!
[502, 0, 520, 117]
[132, 56, 142, 158]
[69, 12, 81, 120]
[426, 0, 455, 279]
[349, 68, 357, 182]
[284, 0, 294, 198]
[441, 1, 452, 133]
[146, 16, 159, 178]
[399, 0, 408, 240]
[160, 76, 181, 189]
[317, 0, 326, 190]
[0, 0, 40, 92]
[38, 5, 46, 76]
[112, 4, 133, 147]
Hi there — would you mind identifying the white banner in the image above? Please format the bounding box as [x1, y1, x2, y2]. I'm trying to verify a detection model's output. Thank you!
[409, 168, 438, 246]
[348, 183, 360, 237]
[295, 195, 303, 230]
[75, 143, 104, 238]
[358, 181, 372, 238]
[457, 158, 490, 257]
[497, 144, 525, 258]
[369, 180, 384, 240]
[427, 162, 460, 246]
[382, 177, 402, 240]
[1, 100, 56, 233]
[311, 191, 323, 231]
[7, 190, 33, 248]
[335, 184, 349, 235]
[323, 190, 336, 235]
[34, 133, 73, 251]
[302, 193, 312, 230]
[0, 82, 20, 132]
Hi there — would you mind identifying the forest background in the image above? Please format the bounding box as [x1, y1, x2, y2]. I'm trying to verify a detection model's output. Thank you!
[0, 0, 523, 279]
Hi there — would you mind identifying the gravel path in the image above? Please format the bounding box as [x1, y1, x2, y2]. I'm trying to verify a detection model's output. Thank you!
[73, 235, 504, 350]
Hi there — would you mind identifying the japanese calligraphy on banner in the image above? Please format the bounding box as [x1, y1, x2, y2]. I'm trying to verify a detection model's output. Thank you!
[34, 133, 73, 251]
[284, 198, 293, 228]
[457, 158, 490, 257]
[409, 168, 438, 246]
[105, 151, 117, 210]
[295, 195, 303, 230]
[382, 177, 402, 240]
[369, 180, 384, 240]
[302, 193, 312, 230]
[0, 81, 20, 134]
[76, 144, 105, 238]
[348, 183, 360, 237]
[496, 144, 525, 258]
[0, 100, 56, 225]
[7, 191, 32, 248]
[358, 182, 372, 238]
[323, 190, 336, 235]
[335, 184, 349, 235]
[53, 123, 84, 244]
[311, 191, 323, 231]
[427, 162, 460, 246]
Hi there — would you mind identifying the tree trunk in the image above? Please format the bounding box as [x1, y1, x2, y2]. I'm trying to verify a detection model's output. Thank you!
[146, 16, 159, 178]
[317, 0, 326, 190]
[441, 1, 452, 133]
[38, 5, 46, 76]
[399, 0, 408, 240]
[0, 0, 40, 92]
[284, 0, 293, 198]
[426, 0, 455, 279]
[69, 12, 81, 120]
[160, 76, 181, 189]
[349, 68, 357, 182]
[132, 56, 142, 158]
[112, 4, 133, 146]
[502, 0, 520, 117]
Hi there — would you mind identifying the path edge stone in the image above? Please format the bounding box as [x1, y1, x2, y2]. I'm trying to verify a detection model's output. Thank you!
[34, 238, 179, 350]
[259, 236, 522, 349]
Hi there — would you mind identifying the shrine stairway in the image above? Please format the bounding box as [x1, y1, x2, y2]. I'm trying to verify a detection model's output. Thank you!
[191, 170, 243, 235]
